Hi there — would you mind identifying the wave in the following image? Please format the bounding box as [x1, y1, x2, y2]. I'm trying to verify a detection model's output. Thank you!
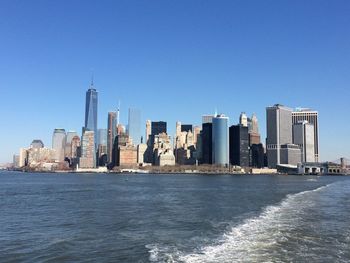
[148, 184, 332, 263]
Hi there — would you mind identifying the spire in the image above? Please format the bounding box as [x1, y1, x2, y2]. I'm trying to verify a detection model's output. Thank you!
[90, 72, 94, 87]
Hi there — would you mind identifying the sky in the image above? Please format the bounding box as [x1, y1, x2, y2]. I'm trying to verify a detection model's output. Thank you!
[0, 0, 350, 163]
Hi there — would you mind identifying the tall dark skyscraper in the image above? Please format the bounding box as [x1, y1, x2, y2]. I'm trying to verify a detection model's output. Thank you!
[229, 125, 249, 167]
[181, 124, 193, 133]
[151, 121, 167, 135]
[84, 80, 98, 145]
[201, 115, 213, 164]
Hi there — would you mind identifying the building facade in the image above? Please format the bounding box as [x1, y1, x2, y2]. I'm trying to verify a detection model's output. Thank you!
[266, 104, 293, 168]
[128, 108, 141, 146]
[292, 109, 319, 162]
[52, 128, 66, 162]
[229, 125, 250, 167]
[107, 111, 117, 163]
[84, 81, 98, 145]
[293, 121, 315, 163]
[212, 114, 229, 166]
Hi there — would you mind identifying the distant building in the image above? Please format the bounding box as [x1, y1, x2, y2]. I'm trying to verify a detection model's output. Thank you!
[30, 140, 44, 149]
[181, 124, 193, 133]
[137, 143, 148, 164]
[80, 131, 95, 168]
[239, 112, 248, 127]
[153, 133, 175, 166]
[65, 131, 78, 158]
[248, 114, 261, 146]
[84, 80, 98, 146]
[292, 109, 319, 162]
[107, 111, 117, 163]
[266, 104, 293, 168]
[112, 133, 131, 167]
[293, 121, 315, 163]
[280, 144, 302, 166]
[52, 128, 66, 162]
[146, 120, 151, 144]
[128, 108, 142, 146]
[151, 121, 167, 136]
[118, 146, 138, 166]
[250, 143, 265, 168]
[13, 154, 19, 168]
[229, 125, 249, 167]
[202, 115, 214, 124]
[201, 122, 212, 164]
[212, 114, 229, 166]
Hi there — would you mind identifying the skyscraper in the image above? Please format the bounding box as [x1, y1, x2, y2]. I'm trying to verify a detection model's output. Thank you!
[65, 131, 78, 158]
[229, 125, 250, 167]
[293, 121, 315, 163]
[239, 112, 248, 127]
[212, 114, 229, 166]
[151, 121, 167, 135]
[52, 128, 66, 162]
[266, 104, 294, 168]
[128, 108, 141, 146]
[146, 120, 151, 144]
[248, 114, 261, 146]
[84, 80, 98, 145]
[107, 112, 117, 163]
[292, 109, 319, 162]
[80, 131, 95, 168]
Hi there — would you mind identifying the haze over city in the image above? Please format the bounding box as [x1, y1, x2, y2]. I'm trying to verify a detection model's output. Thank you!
[1, 0, 350, 164]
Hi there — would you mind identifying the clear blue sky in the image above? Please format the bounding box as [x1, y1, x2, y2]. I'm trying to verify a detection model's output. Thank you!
[1, 0, 349, 163]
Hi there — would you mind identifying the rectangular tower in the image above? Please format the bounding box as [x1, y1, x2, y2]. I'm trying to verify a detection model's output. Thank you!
[292, 109, 319, 162]
[266, 104, 293, 168]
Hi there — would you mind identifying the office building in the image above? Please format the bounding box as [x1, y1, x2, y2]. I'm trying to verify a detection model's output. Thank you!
[201, 123, 212, 164]
[266, 104, 293, 168]
[65, 131, 78, 158]
[292, 109, 319, 162]
[212, 114, 229, 166]
[52, 128, 66, 162]
[80, 131, 95, 168]
[229, 125, 250, 167]
[30, 140, 44, 149]
[84, 80, 98, 145]
[181, 124, 193, 133]
[151, 121, 167, 135]
[248, 114, 261, 146]
[107, 111, 117, 163]
[280, 144, 302, 166]
[293, 121, 315, 163]
[128, 108, 141, 146]
[239, 112, 248, 127]
[146, 120, 151, 143]
[250, 143, 265, 168]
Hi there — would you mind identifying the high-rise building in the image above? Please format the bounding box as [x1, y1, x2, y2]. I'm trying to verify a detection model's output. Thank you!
[65, 131, 78, 158]
[31, 140, 44, 149]
[128, 108, 141, 146]
[146, 120, 151, 144]
[202, 115, 214, 124]
[52, 128, 66, 162]
[107, 112, 117, 163]
[98, 129, 107, 146]
[229, 125, 250, 167]
[80, 131, 95, 168]
[181, 124, 193, 133]
[212, 114, 229, 166]
[239, 112, 248, 127]
[248, 114, 261, 146]
[266, 104, 293, 168]
[151, 121, 167, 135]
[201, 123, 212, 164]
[293, 121, 315, 163]
[292, 109, 319, 162]
[84, 80, 98, 146]
[250, 143, 265, 168]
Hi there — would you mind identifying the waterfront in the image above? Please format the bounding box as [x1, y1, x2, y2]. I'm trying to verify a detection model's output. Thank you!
[0, 172, 349, 262]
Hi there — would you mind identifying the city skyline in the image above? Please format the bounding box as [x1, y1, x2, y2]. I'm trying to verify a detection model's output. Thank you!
[1, 1, 350, 163]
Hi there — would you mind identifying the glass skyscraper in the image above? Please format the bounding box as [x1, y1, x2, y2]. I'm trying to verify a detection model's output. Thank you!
[127, 108, 141, 145]
[84, 81, 98, 145]
[212, 114, 229, 166]
[52, 128, 66, 162]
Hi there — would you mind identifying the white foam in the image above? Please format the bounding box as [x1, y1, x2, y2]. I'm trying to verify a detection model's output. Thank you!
[180, 185, 330, 263]
[148, 184, 331, 263]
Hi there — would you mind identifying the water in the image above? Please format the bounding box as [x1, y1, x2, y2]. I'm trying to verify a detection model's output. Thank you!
[0, 172, 349, 262]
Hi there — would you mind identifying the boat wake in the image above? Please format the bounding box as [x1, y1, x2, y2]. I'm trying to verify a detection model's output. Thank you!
[148, 184, 332, 263]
